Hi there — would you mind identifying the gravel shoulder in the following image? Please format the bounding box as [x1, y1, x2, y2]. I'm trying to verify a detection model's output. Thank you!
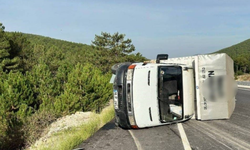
[28, 101, 114, 150]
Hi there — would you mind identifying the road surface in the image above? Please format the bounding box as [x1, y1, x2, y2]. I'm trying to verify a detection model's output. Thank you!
[75, 88, 250, 150]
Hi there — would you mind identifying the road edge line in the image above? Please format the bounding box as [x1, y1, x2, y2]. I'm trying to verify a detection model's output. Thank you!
[128, 130, 143, 150]
[177, 123, 192, 150]
[238, 85, 250, 89]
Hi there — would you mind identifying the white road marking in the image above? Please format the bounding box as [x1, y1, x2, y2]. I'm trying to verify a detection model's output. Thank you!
[238, 87, 250, 91]
[128, 130, 143, 150]
[177, 123, 192, 150]
[238, 85, 250, 89]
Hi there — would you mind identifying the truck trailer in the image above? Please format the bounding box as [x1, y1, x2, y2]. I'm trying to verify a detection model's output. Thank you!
[110, 53, 237, 129]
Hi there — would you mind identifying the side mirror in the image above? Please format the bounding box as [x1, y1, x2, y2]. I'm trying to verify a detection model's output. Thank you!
[156, 54, 168, 63]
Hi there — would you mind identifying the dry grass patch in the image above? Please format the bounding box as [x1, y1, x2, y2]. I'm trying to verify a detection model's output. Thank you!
[28, 104, 115, 150]
[237, 74, 250, 81]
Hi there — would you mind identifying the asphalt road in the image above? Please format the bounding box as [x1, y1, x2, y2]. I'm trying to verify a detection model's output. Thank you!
[75, 88, 250, 150]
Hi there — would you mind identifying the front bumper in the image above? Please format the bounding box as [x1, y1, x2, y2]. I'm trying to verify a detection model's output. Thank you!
[113, 63, 132, 129]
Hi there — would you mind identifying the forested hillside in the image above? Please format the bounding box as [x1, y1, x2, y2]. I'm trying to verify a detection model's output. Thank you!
[215, 39, 250, 75]
[0, 22, 146, 149]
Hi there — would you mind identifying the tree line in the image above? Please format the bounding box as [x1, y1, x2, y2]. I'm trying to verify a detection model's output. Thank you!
[0, 22, 146, 149]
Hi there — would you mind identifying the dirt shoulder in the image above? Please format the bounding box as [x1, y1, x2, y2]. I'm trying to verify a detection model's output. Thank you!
[237, 74, 250, 81]
[28, 100, 114, 150]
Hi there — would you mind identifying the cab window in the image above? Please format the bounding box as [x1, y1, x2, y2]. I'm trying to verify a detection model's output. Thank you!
[158, 66, 183, 123]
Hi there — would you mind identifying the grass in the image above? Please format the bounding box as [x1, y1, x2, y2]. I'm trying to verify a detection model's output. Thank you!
[29, 104, 115, 150]
[237, 74, 250, 81]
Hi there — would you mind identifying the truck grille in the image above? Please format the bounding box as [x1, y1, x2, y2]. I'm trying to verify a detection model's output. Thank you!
[118, 85, 123, 109]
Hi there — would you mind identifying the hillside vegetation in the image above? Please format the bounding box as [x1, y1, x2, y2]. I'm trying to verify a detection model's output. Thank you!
[0, 22, 146, 149]
[215, 39, 250, 75]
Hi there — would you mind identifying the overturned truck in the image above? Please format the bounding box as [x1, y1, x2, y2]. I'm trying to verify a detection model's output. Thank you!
[110, 53, 237, 129]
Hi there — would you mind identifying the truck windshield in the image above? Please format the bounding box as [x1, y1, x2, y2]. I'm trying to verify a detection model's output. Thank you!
[158, 66, 183, 123]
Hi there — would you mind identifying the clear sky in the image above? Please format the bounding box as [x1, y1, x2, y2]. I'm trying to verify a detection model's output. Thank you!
[1, 0, 250, 59]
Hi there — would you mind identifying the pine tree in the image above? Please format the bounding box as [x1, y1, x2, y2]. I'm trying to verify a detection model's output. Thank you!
[0, 23, 21, 72]
[92, 32, 135, 55]
[91, 32, 146, 73]
[7, 32, 32, 72]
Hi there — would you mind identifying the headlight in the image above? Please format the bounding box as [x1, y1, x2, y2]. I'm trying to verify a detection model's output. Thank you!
[128, 115, 136, 125]
[126, 64, 137, 128]
[127, 69, 133, 81]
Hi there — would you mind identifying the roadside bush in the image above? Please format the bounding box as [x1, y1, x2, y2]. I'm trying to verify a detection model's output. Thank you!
[53, 63, 112, 115]
[236, 70, 244, 76]
[22, 109, 57, 147]
[0, 71, 34, 149]
[26, 63, 60, 111]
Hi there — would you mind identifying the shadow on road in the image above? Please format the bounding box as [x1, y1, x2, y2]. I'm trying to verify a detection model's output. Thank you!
[101, 119, 116, 130]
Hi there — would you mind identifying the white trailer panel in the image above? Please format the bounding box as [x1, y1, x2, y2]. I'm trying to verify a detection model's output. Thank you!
[196, 54, 236, 120]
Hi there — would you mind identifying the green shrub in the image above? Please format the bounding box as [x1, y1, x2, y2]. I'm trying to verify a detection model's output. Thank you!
[22, 109, 57, 147]
[54, 63, 112, 115]
[236, 70, 244, 76]
[0, 71, 34, 149]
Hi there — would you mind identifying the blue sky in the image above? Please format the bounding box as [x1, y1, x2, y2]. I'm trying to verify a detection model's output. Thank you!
[1, 0, 250, 59]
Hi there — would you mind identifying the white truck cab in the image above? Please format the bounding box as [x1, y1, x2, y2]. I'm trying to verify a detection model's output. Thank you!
[111, 53, 236, 129]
